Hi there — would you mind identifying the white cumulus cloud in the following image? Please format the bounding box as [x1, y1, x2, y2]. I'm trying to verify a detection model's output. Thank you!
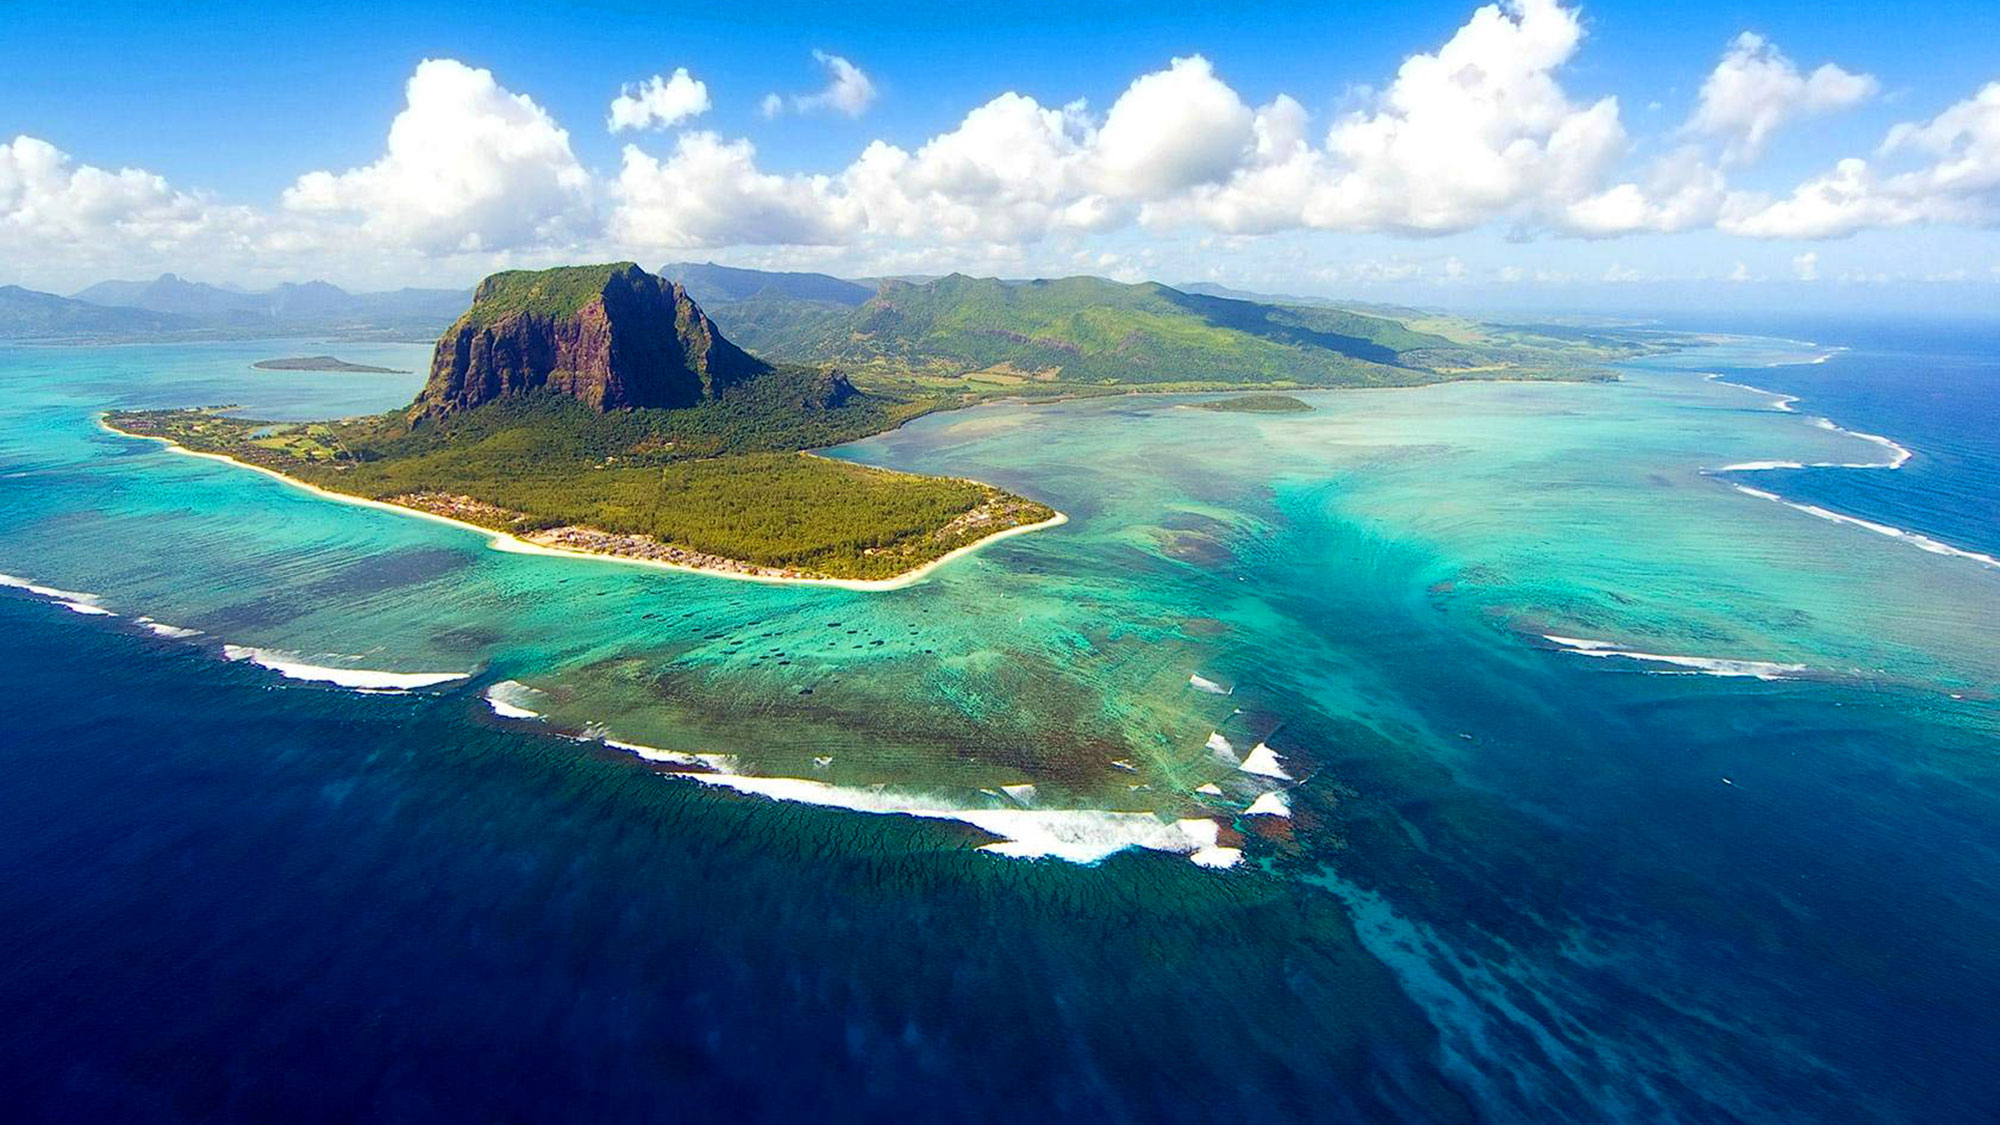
[1686, 32, 1877, 164]
[610, 132, 848, 247]
[1724, 82, 2000, 238]
[1091, 56, 1254, 198]
[283, 58, 591, 254]
[614, 1, 1656, 251]
[0, 134, 262, 276]
[770, 51, 878, 118]
[607, 68, 711, 132]
[1158, 0, 1630, 236]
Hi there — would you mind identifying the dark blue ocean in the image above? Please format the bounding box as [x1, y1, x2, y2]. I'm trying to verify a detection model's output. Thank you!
[1666, 313, 2000, 563]
[3, 318, 1998, 1122]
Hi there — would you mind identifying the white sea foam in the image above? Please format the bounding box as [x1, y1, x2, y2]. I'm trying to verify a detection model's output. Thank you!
[1695, 373, 2000, 568]
[135, 617, 202, 639]
[1194, 782, 1224, 796]
[1705, 374, 1798, 412]
[689, 773, 1234, 865]
[1244, 791, 1292, 818]
[1542, 635, 1808, 681]
[1808, 417, 1913, 468]
[1001, 782, 1039, 805]
[1205, 731, 1238, 763]
[1716, 460, 1806, 472]
[1728, 485, 2000, 568]
[1173, 817, 1243, 868]
[1188, 672, 1233, 695]
[1765, 346, 1844, 367]
[1706, 375, 1912, 471]
[221, 645, 471, 691]
[602, 738, 706, 766]
[1238, 742, 1291, 780]
[484, 680, 546, 719]
[0, 573, 114, 616]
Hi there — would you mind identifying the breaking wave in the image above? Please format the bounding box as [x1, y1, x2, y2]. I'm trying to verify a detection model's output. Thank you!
[592, 737, 1242, 867]
[483, 680, 546, 719]
[0, 572, 115, 616]
[1701, 372, 1999, 568]
[221, 645, 471, 692]
[1542, 635, 1808, 681]
[1728, 486, 2000, 569]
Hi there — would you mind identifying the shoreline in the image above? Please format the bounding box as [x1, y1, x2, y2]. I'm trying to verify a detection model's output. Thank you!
[97, 415, 1068, 591]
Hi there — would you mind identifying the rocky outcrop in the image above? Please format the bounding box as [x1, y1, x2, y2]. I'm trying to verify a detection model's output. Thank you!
[414, 263, 769, 418]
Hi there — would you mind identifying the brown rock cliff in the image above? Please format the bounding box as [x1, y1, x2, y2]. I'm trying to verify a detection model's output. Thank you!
[414, 264, 769, 418]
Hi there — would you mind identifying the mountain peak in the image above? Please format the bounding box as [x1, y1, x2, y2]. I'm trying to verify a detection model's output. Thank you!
[414, 263, 769, 419]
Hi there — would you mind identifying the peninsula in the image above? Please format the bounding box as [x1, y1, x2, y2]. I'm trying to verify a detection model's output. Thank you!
[105, 262, 1672, 583]
[109, 264, 1057, 584]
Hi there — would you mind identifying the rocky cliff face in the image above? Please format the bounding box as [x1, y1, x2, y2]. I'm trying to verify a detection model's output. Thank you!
[414, 263, 769, 418]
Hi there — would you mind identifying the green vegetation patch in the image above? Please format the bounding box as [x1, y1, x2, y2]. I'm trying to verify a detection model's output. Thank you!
[253, 355, 408, 373]
[1191, 394, 1315, 413]
[687, 270, 1670, 390]
[461, 262, 637, 326]
[105, 371, 1052, 581]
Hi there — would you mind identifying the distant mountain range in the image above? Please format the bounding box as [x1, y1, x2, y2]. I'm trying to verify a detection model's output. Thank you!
[0, 274, 470, 341]
[0, 286, 200, 338]
[9, 262, 1644, 385]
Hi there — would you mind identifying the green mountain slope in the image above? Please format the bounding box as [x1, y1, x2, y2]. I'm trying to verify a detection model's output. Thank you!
[660, 262, 874, 308]
[693, 272, 1459, 387]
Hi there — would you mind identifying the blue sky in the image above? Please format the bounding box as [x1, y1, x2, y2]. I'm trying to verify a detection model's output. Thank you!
[4, 0, 1998, 310]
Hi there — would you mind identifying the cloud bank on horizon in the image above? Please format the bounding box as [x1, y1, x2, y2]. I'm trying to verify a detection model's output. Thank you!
[3, 0, 1997, 291]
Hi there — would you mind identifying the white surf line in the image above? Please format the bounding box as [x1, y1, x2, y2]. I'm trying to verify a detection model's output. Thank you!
[688, 771, 1243, 867]
[483, 680, 547, 719]
[1698, 374, 2000, 569]
[1762, 344, 1846, 368]
[135, 617, 202, 638]
[589, 736, 1244, 868]
[221, 644, 472, 692]
[1728, 485, 2000, 569]
[1703, 373, 1910, 469]
[1705, 373, 1799, 413]
[1, 572, 216, 638]
[99, 415, 1067, 592]
[1541, 634, 1809, 681]
[0, 572, 116, 616]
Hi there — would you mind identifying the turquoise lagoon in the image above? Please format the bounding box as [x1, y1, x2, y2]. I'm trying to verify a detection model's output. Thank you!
[2, 331, 1997, 1119]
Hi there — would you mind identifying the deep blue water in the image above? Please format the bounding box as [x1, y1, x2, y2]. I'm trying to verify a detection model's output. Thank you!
[1670, 314, 2000, 563]
[3, 322, 1999, 1122]
[0, 599, 1462, 1122]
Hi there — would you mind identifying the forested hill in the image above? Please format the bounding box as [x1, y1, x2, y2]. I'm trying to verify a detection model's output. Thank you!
[668, 271, 1453, 387]
[659, 262, 874, 308]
